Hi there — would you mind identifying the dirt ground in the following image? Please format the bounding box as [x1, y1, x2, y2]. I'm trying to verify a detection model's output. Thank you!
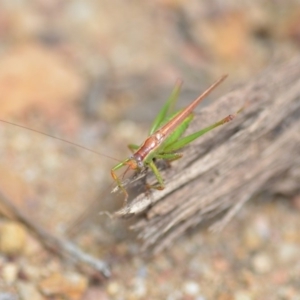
[0, 1, 299, 299]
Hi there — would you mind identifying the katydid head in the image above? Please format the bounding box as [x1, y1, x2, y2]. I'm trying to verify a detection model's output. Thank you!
[111, 155, 143, 185]
[127, 153, 144, 170]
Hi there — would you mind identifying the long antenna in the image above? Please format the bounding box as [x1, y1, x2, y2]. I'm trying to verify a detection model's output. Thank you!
[0, 119, 121, 162]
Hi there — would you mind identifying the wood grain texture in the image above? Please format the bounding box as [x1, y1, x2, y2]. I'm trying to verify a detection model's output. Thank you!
[115, 57, 300, 252]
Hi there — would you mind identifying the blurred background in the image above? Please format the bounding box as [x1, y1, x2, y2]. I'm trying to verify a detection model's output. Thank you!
[0, 0, 300, 299]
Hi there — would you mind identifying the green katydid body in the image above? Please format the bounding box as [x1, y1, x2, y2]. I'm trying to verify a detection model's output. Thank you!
[111, 75, 238, 202]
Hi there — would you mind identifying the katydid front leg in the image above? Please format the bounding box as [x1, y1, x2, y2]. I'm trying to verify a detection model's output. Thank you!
[111, 144, 144, 204]
[155, 153, 183, 162]
[111, 162, 130, 204]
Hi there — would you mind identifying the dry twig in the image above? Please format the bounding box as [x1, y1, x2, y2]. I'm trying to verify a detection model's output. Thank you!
[0, 189, 111, 278]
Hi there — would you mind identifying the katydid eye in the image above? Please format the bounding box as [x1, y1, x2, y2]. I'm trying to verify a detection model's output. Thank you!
[133, 153, 143, 168]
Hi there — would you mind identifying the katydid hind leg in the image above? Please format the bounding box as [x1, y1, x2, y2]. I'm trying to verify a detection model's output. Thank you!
[156, 152, 183, 168]
[156, 152, 183, 162]
[160, 113, 193, 151]
[164, 112, 238, 153]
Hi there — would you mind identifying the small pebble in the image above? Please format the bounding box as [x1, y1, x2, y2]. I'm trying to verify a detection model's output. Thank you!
[2, 263, 19, 284]
[23, 235, 43, 257]
[132, 277, 147, 297]
[183, 281, 200, 296]
[213, 257, 229, 272]
[82, 287, 109, 300]
[17, 282, 43, 300]
[277, 243, 299, 263]
[277, 286, 298, 298]
[106, 281, 121, 296]
[243, 228, 263, 250]
[39, 272, 88, 300]
[0, 222, 27, 255]
[251, 253, 272, 274]
[234, 290, 253, 300]
[254, 216, 270, 239]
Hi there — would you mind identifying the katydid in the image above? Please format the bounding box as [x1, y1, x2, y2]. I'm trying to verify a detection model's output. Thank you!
[111, 74, 239, 203]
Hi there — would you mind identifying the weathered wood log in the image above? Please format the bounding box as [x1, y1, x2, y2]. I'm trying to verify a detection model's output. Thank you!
[115, 57, 300, 253]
